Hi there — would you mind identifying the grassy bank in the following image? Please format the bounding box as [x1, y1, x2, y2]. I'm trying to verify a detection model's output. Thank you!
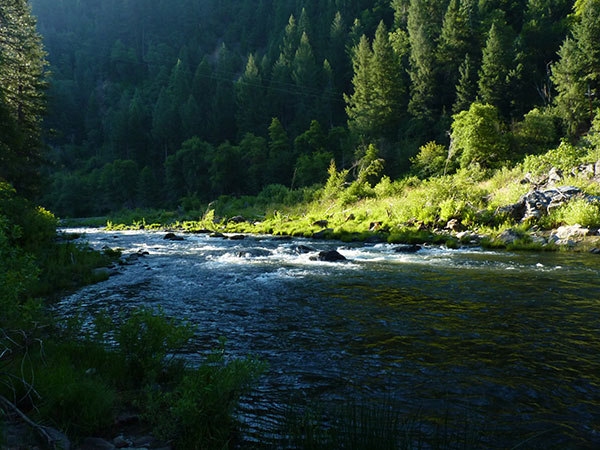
[96, 144, 600, 253]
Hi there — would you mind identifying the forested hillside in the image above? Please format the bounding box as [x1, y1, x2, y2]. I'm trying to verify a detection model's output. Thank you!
[29, 0, 600, 217]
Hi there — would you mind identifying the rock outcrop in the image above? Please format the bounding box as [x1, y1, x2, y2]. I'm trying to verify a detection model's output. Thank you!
[497, 185, 600, 222]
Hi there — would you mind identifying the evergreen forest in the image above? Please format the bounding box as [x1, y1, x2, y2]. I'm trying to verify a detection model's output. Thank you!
[23, 0, 600, 217]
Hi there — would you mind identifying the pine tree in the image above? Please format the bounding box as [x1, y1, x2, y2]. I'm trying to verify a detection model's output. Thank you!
[292, 33, 319, 130]
[407, 0, 438, 120]
[453, 54, 478, 113]
[344, 35, 374, 139]
[437, 0, 474, 109]
[280, 15, 300, 65]
[478, 22, 512, 116]
[0, 0, 48, 196]
[370, 21, 405, 139]
[236, 54, 266, 135]
[574, 0, 600, 112]
[551, 38, 588, 135]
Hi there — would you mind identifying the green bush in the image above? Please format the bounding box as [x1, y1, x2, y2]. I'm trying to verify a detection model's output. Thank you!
[36, 358, 116, 437]
[143, 341, 266, 450]
[116, 307, 194, 384]
[411, 141, 453, 177]
[556, 199, 600, 227]
[522, 141, 588, 174]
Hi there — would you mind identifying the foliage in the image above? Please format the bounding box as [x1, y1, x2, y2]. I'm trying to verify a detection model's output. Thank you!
[143, 340, 266, 450]
[116, 307, 194, 384]
[451, 103, 509, 168]
[555, 198, 600, 227]
[522, 141, 588, 174]
[411, 141, 453, 177]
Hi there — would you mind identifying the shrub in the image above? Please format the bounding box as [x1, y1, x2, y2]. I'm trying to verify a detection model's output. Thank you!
[556, 199, 600, 227]
[116, 307, 194, 384]
[522, 141, 588, 174]
[411, 141, 453, 177]
[144, 341, 266, 449]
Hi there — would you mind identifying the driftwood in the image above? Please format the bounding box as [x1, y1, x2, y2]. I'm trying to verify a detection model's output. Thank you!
[0, 394, 69, 449]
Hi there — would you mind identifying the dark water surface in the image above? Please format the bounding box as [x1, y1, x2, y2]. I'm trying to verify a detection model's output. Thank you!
[57, 229, 600, 448]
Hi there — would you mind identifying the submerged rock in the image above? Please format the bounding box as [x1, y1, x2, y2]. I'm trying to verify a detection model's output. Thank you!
[228, 234, 246, 240]
[309, 250, 347, 262]
[163, 233, 184, 241]
[210, 232, 225, 238]
[393, 244, 422, 253]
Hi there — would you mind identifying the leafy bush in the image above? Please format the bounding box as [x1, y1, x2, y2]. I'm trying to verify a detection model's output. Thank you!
[143, 341, 266, 450]
[36, 357, 116, 437]
[411, 141, 453, 177]
[116, 307, 194, 384]
[451, 103, 510, 169]
[522, 141, 588, 174]
[555, 199, 600, 227]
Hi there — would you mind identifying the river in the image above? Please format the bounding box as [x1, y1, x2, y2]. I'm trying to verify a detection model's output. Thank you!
[56, 228, 600, 448]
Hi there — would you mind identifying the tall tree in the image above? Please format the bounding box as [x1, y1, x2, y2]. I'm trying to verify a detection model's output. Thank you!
[478, 22, 513, 117]
[345, 35, 374, 140]
[369, 21, 405, 140]
[0, 0, 48, 197]
[407, 0, 438, 120]
[236, 54, 266, 135]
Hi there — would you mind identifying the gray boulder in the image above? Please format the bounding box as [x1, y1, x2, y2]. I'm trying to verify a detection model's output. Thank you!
[497, 185, 599, 222]
[555, 224, 589, 240]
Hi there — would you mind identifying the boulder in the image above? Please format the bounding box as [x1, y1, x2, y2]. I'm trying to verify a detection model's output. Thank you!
[496, 185, 598, 222]
[393, 244, 422, 253]
[555, 224, 589, 240]
[547, 167, 563, 185]
[209, 232, 225, 238]
[229, 216, 246, 224]
[589, 248, 600, 254]
[312, 220, 329, 228]
[496, 228, 522, 245]
[228, 234, 246, 240]
[163, 233, 184, 241]
[310, 250, 347, 262]
[445, 218, 464, 232]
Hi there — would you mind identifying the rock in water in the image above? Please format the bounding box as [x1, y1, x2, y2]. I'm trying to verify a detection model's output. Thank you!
[163, 233, 183, 241]
[310, 250, 347, 262]
[394, 244, 422, 253]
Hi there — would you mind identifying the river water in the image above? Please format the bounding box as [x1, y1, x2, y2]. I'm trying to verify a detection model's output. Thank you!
[57, 228, 600, 448]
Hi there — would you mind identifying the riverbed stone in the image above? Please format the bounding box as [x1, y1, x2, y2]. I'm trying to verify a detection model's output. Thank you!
[393, 244, 422, 253]
[163, 233, 183, 241]
[310, 250, 347, 262]
[555, 224, 590, 240]
[496, 228, 522, 245]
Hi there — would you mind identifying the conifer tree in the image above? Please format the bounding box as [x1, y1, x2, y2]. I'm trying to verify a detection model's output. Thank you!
[478, 22, 512, 116]
[551, 38, 588, 135]
[0, 0, 48, 196]
[236, 54, 266, 135]
[345, 35, 374, 139]
[370, 21, 405, 139]
[453, 54, 478, 113]
[437, 0, 474, 108]
[407, 0, 438, 120]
